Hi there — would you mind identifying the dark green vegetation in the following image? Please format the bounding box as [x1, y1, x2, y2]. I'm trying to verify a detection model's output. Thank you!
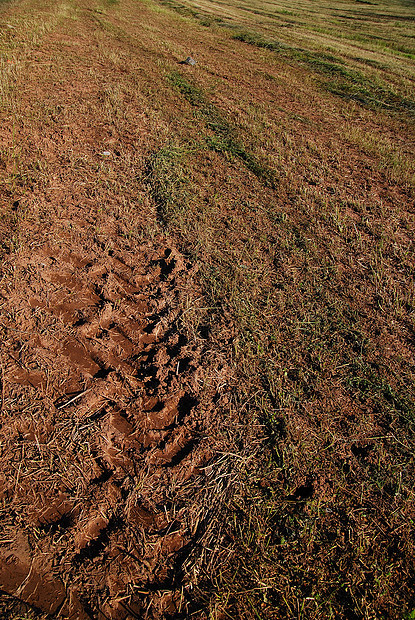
[167, 71, 277, 186]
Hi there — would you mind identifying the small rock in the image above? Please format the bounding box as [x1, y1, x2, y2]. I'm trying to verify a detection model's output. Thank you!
[184, 56, 196, 66]
[101, 151, 111, 156]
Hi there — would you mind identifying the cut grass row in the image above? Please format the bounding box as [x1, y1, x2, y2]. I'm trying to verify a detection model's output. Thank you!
[156, 0, 415, 118]
[233, 31, 415, 115]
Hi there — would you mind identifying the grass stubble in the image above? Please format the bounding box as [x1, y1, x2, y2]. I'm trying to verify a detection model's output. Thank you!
[0, 0, 415, 617]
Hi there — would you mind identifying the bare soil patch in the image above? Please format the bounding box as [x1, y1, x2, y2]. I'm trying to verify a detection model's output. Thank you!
[0, 2, 236, 617]
[0, 228, 225, 619]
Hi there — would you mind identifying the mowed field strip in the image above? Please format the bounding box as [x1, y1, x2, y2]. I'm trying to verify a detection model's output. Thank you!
[0, 0, 414, 617]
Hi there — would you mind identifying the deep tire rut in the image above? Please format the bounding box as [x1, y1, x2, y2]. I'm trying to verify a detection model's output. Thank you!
[0, 238, 222, 619]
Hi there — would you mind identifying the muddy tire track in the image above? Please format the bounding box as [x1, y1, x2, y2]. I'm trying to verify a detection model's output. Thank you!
[0, 235, 229, 619]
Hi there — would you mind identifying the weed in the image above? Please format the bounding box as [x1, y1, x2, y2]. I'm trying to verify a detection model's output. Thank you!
[145, 141, 190, 225]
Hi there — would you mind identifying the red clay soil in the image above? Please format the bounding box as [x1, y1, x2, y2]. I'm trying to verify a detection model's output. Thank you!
[0, 226, 229, 618]
[0, 220, 235, 618]
[0, 3, 237, 617]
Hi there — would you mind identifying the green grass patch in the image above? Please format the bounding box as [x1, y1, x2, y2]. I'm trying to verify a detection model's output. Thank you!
[168, 71, 277, 187]
[347, 360, 415, 429]
[145, 142, 190, 225]
[325, 77, 415, 114]
[232, 30, 287, 52]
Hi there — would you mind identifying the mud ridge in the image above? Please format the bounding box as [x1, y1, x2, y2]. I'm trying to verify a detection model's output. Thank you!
[0, 236, 231, 619]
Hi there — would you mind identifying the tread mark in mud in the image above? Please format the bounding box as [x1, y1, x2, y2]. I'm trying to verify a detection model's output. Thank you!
[0, 243, 214, 619]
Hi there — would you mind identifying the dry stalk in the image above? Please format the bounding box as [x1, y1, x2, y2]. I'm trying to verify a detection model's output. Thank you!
[0, 355, 4, 412]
